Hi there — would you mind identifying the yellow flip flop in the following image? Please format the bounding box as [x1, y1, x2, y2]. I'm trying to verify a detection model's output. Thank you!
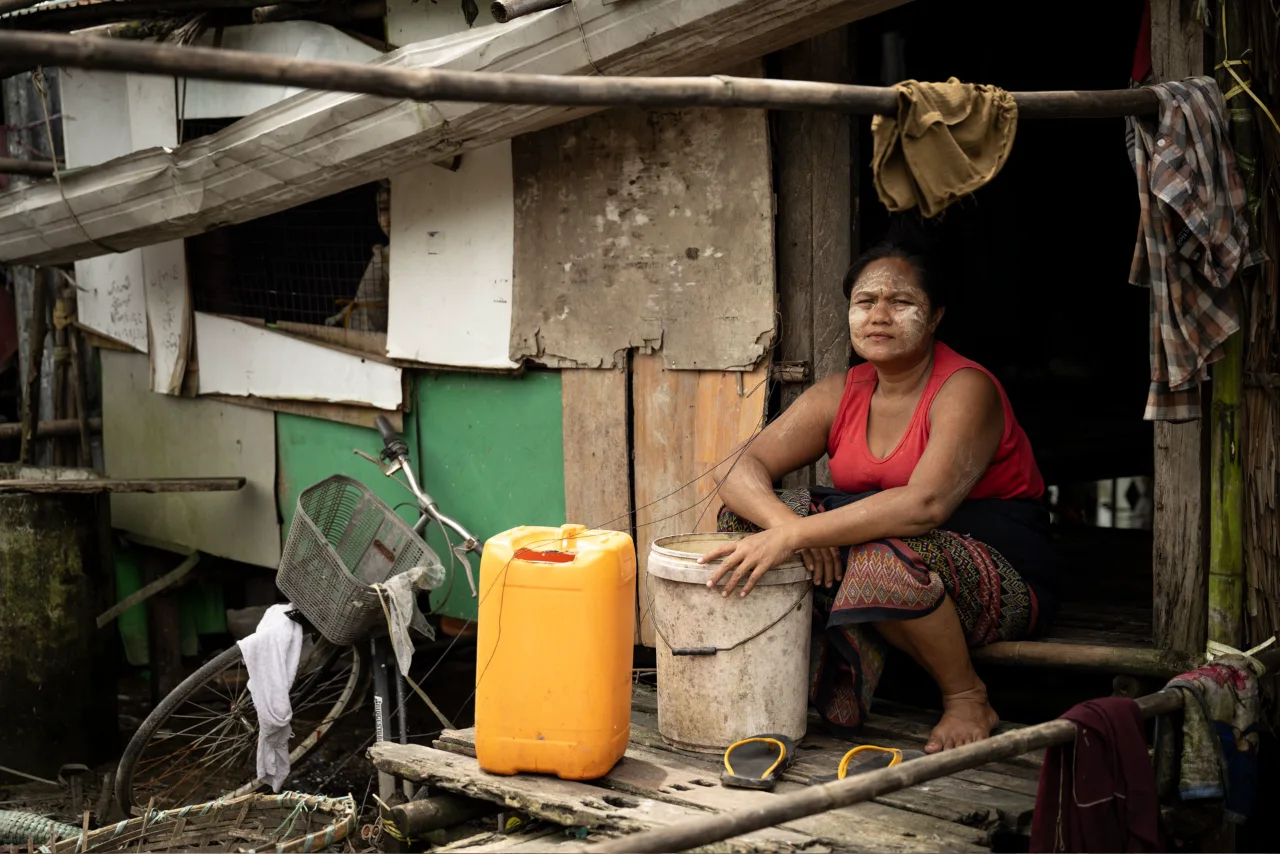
[809, 745, 920, 783]
[721, 734, 795, 791]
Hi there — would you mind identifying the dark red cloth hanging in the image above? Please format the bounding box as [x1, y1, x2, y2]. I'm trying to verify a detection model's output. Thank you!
[1030, 697, 1163, 853]
[1132, 0, 1152, 83]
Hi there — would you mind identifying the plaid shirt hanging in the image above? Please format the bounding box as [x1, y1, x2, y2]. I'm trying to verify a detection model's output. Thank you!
[1128, 77, 1262, 422]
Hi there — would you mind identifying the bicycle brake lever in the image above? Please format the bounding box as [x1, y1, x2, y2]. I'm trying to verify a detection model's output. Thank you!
[353, 448, 402, 476]
[451, 545, 479, 598]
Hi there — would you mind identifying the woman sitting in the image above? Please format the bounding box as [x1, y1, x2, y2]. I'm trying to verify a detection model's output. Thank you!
[704, 241, 1059, 753]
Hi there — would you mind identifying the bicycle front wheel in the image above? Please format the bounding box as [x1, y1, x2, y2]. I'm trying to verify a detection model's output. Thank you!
[115, 638, 363, 814]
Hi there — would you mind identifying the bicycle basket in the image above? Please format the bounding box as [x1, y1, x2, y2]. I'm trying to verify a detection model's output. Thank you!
[277, 474, 434, 645]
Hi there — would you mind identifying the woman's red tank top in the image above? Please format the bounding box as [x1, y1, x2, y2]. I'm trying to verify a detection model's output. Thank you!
[827, 342, 1045, 501]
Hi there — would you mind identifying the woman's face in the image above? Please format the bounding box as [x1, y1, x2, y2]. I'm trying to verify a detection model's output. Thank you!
[847, 258, 942, 366]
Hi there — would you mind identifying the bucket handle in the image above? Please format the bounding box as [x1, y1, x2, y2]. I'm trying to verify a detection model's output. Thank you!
[652, 583, 811, 657]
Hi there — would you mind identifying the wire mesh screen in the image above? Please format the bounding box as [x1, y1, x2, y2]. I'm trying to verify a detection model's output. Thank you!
[182, 120, 389, 330]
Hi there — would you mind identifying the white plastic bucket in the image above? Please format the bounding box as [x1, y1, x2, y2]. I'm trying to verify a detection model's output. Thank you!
[647, 533, 812, 753]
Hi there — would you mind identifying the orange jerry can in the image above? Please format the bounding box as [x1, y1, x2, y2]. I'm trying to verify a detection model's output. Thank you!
[475, 524, 636, 780]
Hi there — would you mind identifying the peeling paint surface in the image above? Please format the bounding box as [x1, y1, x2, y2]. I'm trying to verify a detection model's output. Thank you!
[509, 66, 775, 371]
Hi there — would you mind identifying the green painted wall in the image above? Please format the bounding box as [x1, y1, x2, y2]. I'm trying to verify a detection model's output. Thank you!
[275, 369, 566, 620]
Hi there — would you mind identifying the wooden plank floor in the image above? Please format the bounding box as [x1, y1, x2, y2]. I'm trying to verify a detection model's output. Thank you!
[370, 684, 1041, 853]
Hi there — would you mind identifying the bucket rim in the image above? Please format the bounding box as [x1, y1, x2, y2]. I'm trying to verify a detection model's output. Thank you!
[649, 533, 809, 586]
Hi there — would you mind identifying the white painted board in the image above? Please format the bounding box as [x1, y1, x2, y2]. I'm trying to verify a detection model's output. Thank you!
[387, 141, 518, 369]
[183, 23, 381, 119]
[194, 312, 403, 410]
[62, 69, 181, 355]
[102, 349, 281, 568]
[142, 241, 191, 394]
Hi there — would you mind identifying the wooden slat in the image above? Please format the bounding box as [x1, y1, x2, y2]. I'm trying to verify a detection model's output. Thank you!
[437, 684, 1032, 843]
[775, 42, 815, 492]
[369, 743, 820, 854]
[562, 369, 632, 532]
[0, 476, 245, 494]
[773, 29, 853, 490]
[1149, 0, 1208, 657]
[562, 367, 637, 640]
[436, 826, 585, 852]
[417, 737, 991, 853]
[205, 393, 404, 431]
[96, 552, 199, 628]
[631, 356, 770, 645]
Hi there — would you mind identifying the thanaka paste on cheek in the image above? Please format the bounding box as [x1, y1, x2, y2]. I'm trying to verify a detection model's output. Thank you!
[847, 267, 931, 359]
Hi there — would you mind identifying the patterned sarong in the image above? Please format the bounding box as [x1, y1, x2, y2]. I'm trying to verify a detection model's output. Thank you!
[718, 488, 1040, 734]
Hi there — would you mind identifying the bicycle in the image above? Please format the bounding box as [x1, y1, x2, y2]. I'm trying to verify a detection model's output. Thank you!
[114, 416, 483, 814]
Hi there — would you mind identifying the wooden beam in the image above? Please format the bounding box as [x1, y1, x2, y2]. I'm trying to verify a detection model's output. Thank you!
[0, 416, 101, 440]
[0, 30, 1159, 119]
[1207, 0, 1249, 650]
[143, 548, 184, 702]
[971, 640, 1199, 678]
[561, 368, 632, 534]
[773, 28, 853, 490]
[1150, 0, 1207, 656]
[0, 157, 55, 178]
[561, 367, 636, 641]
[18, 268, 48, 465]
[96, 551, 199, 628]
[0, 476, 245, 494]
[489, 0, 566, 24]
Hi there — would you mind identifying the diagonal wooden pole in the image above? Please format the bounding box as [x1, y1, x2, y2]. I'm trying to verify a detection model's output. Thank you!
[591, 690, 1183, 853]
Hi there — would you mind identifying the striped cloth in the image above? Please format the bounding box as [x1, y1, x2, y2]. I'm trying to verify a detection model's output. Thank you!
[1128, 77, 1262, 422]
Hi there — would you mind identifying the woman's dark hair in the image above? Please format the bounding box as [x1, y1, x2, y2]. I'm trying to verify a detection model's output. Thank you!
[841, 215, 947, 311]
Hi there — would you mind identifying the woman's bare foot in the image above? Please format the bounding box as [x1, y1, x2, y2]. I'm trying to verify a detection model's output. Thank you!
[925, 685, 999, 753]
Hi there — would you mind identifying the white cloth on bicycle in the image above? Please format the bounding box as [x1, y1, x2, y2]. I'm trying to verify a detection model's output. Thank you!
[237, 603, 303, 793]
[380, 564, 445, 678]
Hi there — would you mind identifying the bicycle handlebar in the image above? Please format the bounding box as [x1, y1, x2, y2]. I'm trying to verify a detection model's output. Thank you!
[374, 414, 409, 461]
[362, 416, 482, 557]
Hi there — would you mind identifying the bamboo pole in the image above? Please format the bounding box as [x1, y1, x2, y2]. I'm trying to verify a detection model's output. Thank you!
[1208, 0, 1250, 648]
[970, 641, 1199, 678]
[591, 689, 1186, 854]
[252, 0, 385, 24]
[68, 327, 92, 466]
[490, 0, 567, 24]
[18, 273, 48, 465]
[0, 29, 1160, 118]
[0, 156, 56, 178]
[0, 416, 102, 442]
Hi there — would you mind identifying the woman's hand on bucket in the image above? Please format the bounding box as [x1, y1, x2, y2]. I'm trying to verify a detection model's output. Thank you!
[699, 527, 797, 598]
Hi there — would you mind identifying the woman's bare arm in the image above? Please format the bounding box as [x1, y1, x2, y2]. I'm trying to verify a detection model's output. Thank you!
[704, 369, 1006, 596]
[713, 373, 846, 530]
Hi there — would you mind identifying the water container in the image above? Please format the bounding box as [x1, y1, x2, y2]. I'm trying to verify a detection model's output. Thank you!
[475, 524, 636, 779]
[647, 533, 812, 752]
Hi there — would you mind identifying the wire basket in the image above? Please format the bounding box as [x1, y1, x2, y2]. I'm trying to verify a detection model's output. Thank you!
[277, 474, 431, 646]
[3, 792, 356, 853]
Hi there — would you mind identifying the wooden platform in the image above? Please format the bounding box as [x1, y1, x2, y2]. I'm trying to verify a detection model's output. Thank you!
[370, 684, 1042, 853]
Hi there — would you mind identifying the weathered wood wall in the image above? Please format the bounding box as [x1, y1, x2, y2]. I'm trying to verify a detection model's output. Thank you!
[773, 29, 855, 490]
[509, 63, 776, 371]
[1149, 0, 1207, 655]
[632, 357, 771, 645]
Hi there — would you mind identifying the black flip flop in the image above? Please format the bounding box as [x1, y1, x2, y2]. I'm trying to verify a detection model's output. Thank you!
[721, 734, 796, 791]
[808, 745, 926, 783]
